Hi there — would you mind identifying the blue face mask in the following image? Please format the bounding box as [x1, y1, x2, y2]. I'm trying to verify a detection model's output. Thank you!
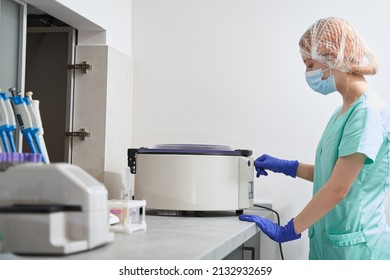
[305, 68, 337, 95]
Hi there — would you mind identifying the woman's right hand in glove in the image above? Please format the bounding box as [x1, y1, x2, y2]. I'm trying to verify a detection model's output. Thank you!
[254, 154, 299, 178]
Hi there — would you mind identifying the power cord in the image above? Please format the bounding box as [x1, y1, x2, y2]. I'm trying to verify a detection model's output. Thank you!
[252, 204, 285, 260]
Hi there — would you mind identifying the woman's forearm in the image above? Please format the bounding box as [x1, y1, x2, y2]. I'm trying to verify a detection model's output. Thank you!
[293, 181, 343, 234]
[296, 162, 315, 182]
[293, 154, 366, 234]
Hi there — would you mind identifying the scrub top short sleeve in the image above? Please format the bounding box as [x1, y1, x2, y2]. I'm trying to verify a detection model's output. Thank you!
[338, 103, 384, 164]
[310, 92, 390, 260]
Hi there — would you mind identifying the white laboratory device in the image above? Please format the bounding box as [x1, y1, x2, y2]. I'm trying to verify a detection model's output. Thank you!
[0, 163, 114, 255]
[128, 144, 254, 213]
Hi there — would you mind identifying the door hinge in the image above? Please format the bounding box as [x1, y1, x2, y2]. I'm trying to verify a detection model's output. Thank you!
[67, 61, 92, 73]
[65, 128, 91, 140]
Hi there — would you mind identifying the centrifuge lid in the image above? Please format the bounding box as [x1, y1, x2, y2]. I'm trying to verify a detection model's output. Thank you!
[133, 144, 252, 157]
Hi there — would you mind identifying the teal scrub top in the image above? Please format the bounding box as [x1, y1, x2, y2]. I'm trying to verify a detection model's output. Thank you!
[310, 92, 390, 260]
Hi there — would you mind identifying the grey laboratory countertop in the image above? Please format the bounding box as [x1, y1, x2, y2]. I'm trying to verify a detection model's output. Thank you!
[0, 209, 270, 260]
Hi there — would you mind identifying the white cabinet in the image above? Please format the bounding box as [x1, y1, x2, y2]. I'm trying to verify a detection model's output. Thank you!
[224, 231, 261, 260]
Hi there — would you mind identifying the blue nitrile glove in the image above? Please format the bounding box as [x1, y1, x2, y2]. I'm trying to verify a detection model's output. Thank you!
[239, 215, 301, 243]
[254, 154, 298, 178]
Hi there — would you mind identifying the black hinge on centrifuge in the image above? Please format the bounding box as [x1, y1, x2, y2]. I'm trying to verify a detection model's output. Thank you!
[127, 149, 139, 174]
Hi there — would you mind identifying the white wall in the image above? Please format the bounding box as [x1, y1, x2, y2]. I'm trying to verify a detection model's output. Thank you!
[132, 0, 390, 259]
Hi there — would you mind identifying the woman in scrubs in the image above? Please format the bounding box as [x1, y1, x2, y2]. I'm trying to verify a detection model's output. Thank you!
[239, 17, 390, 259]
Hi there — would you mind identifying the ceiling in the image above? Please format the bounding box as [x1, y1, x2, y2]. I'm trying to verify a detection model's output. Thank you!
[27, 4, 69, 27]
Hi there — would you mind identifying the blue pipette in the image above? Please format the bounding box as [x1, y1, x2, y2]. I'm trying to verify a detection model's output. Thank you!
[23, 96, 46, 161]
[25, 91, 50, 163]
[0, 98, 9, 152]
[0, 92, 17, 152]
[10, 94, 38, 155]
